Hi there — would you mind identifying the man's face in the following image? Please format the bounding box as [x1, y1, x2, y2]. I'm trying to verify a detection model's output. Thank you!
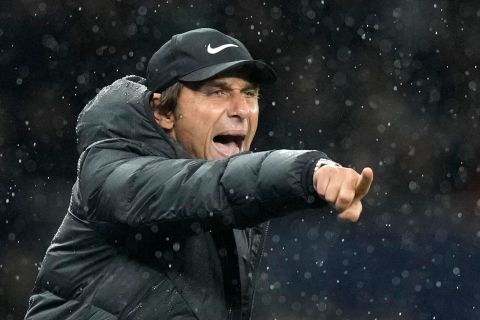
[157, 76, 260, 160]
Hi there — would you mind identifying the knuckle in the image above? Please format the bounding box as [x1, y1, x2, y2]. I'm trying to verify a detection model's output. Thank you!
[337, 190, 354, 205]
[324, 193, 336, 204]
[337, 195, 351, 206]
[346, 168, 359, 178]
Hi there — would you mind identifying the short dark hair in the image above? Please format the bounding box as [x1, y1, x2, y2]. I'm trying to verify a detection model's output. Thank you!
[150, 82, 183, 117]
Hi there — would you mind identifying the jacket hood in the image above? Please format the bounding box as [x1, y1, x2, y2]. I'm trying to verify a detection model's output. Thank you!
[76, 75, 190, 158]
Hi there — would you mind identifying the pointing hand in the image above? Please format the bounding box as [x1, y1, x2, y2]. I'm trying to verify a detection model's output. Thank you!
[313, 164, 374, 222]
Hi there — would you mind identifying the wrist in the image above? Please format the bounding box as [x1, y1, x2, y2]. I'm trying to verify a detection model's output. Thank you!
[314, 158, 341, 172]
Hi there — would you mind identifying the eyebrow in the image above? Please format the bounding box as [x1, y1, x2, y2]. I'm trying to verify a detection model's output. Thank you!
[200, 79, 259, 91]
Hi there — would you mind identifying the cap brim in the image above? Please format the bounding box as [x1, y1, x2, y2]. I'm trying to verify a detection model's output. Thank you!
[179, 60, 277, 84]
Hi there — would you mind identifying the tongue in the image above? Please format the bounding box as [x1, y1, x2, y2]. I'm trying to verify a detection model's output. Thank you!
[214, 141, 240, 157]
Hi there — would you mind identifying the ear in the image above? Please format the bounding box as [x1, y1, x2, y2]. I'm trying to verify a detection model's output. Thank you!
[151, 93, 175, 131]
[153, 110, 175, 131]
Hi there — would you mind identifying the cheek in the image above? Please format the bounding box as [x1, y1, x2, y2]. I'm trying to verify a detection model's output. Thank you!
[182, 114, 216, 146]
[246, 111, 259, 143]
[250, 107, 259, 129]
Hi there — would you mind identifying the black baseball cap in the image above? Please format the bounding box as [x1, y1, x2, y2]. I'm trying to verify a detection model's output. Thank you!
[146, 28, 277, 93]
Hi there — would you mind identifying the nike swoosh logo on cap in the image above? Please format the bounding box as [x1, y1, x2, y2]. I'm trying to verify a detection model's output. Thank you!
[207, 43, 239, 54]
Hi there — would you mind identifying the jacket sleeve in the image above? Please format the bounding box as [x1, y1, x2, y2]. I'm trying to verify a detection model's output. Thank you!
[75, 141, 329, 231]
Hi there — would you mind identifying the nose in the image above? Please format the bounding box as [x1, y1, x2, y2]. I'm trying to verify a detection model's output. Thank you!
[227, 91, 253, 119]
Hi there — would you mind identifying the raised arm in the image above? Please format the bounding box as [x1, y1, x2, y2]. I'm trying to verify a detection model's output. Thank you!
[73, 141, 328, 233]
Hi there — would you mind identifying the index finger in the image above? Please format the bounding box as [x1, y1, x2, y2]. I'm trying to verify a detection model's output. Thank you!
[354, 167, 374, 200]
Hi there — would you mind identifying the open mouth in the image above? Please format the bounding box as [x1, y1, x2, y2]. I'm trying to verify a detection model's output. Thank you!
[212, 134, 245, 157]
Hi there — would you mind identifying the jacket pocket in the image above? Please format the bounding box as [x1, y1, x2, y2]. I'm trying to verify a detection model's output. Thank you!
[123, 276, 195, 320]
[25, 290, 117, 320]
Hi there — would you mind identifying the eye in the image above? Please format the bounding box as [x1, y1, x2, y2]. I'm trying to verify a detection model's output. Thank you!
[243, 89, 260, 98]
[209, 89, 227, 97]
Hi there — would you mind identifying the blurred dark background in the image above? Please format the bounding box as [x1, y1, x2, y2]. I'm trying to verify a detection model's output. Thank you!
[1, 0, 480, 319]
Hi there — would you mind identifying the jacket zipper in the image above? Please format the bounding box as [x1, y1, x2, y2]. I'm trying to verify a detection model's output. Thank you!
[228, 306, 233, 320]
[247, 221, 270, 319]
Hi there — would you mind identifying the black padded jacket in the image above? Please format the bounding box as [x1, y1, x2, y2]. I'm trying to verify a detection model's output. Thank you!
[24, 76, 328, 320]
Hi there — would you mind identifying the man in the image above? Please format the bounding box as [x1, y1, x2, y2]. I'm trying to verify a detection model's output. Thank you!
[25, 28, 373, 320]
